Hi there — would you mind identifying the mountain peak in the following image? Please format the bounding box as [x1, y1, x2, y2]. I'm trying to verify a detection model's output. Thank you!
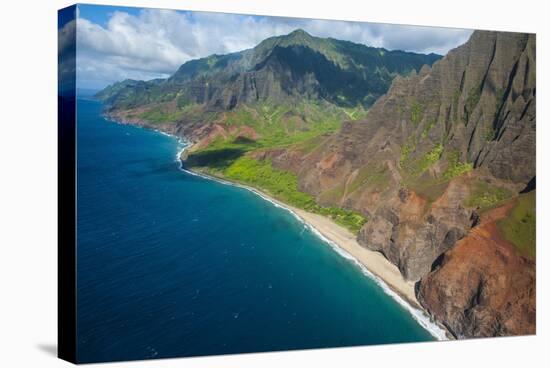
[287, 29, 312, 38]
[98, 30, 442, 110]
[279, 28, 315, 45]
[273, 28, 316, 46]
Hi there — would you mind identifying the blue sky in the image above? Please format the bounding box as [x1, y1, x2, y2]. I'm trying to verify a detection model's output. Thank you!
[72, 4, 473, 90]
[77, 4, 142, 27]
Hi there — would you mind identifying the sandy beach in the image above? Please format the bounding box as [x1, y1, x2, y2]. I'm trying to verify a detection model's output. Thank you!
[112, 123, 422, 315]
[147, 131, 417, 307]
[237, 185, 449, 339]
[181, 164, 452, 339]
[287, 206, 419, 306]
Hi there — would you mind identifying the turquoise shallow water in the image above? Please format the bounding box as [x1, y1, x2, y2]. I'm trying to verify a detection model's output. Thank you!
[76, 98, 434, 363]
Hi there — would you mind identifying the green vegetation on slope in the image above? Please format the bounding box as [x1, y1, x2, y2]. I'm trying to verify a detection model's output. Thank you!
[228, 100, 364, 148]
[443, 151, 473, 179]
[464, 180, 513, 211]
[463, 86, 481, 124]
[292, 135, 327, 155]
[400, 137, 416, 167]
[401, 145, 448, 203]
[399, 143, 472, 203]
[95, 29, 441, 235]
[182, 100, 370, 233]
[410, 101, 423, 126]
[401, 142, 443, 179]
[415, 144, 443, 176]
[225, 156, 315, 206]
[498, 191, 536, 259]
[138, 105, 184, 124]
[197, 156, 367, 233]
[115, 100, 219, 126]
[348, 164, 390, 195]
[422, 118, 437, 138]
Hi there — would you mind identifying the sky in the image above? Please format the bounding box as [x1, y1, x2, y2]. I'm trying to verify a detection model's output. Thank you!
[71, 4, 473, 90]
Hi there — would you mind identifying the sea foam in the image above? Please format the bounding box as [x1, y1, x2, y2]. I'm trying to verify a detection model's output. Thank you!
[174, 144, 449, 341]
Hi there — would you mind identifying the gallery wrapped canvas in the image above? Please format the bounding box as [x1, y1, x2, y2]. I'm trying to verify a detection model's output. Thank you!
[58, 3, 536, 364]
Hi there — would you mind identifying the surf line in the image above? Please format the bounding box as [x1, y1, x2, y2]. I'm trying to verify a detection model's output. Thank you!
[173, 142, 448, 341]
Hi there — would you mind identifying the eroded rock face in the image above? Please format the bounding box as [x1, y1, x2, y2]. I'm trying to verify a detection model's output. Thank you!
[265, 30, 536, 336]
[266, 30, 535, 277]
[417, 204, 536, 337]
[287, 30, 535, 201]
[101, 30, 536, 339]
[358, 178, 472, 281]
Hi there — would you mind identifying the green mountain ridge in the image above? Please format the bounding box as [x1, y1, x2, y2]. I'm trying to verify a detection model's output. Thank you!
[95, 30, 441, 233]
[95, 27, 536, 341]
[96, 29, 440, 112]
[257, 30, 536, 338]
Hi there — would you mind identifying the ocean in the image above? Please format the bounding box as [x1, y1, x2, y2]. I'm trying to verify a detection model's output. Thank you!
[76, 98, 435, 363]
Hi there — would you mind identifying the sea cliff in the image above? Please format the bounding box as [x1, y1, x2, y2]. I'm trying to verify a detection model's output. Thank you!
[259, 31, 536, 337]
[97, 29, 536, 339]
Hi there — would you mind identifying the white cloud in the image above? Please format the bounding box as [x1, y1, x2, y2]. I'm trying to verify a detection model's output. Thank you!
[59, 18, 76, 57]
[59, 19, 76, 93]
[76, 8, 473, 89]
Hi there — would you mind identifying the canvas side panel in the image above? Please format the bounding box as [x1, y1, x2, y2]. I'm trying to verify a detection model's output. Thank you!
[58, 4, 77, 364]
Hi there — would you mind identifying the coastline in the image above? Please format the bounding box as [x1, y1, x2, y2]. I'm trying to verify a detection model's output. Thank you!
[175, 144, 450, 341]
[103, 116, 451, 341]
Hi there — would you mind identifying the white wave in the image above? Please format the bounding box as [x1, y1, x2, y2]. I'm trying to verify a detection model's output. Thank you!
[177, 161, 448, 340]
[106, 114, 450, 340]
[310, 230, 449, 341]
[150, 129, 189, 162]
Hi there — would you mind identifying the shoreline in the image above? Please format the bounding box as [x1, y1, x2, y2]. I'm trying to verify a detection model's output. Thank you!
[104, 116, 451, 341]
[174, 143, 450, 341]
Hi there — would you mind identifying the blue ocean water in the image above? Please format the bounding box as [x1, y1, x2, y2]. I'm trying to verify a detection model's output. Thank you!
[76, 99, 434, 363]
